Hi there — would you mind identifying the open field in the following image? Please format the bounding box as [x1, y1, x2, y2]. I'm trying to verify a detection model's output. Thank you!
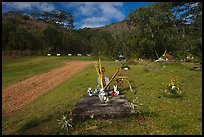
[2, 56, 96, 89]
[2, 56, 202, 135]
[2, 60, 92, 116]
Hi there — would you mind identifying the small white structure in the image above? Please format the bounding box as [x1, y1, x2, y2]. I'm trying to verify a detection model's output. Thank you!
[77, 54, 82, 56]
[68, 54, 72, 56]
[47, 53, 51, 56]
[155, 58, 165, 62]
[57, 54, 61, 56]
[87, 54, 91, 56]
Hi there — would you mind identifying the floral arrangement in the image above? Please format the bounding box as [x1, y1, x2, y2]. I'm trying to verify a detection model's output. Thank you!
[161, 50, 170, 60]
[164, 77, 182, 96]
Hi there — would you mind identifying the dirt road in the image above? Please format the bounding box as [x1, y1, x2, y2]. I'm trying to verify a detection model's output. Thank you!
[2, 61, 92, 117]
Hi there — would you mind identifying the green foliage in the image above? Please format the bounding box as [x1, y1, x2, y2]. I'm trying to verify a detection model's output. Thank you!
[43, 24, 63, 53]
[41, 10, 74, 29]
[2, 2, 202, 60]
[19, 118, 41, 132]
[130, 97, 143, 114]
[57, 109, 73, 131]
[125, 2, 202, 60]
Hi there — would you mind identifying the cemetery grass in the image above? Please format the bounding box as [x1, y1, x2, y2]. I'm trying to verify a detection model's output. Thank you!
[2, 57, 202, 135]
[2, 56, 95, 89]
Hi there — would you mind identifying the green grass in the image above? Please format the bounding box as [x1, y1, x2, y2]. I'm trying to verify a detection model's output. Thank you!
[2, 56, 95, 89]
[2, 57, 202, 135]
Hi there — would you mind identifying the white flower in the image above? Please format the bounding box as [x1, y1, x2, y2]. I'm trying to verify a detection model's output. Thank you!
[172, 85, 176, 89]
[88, 92, 93, 96]
[103, 96, 107, 101]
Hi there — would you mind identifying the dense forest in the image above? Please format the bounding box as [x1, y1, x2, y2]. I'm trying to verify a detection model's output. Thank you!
[2, 2, 202, 62]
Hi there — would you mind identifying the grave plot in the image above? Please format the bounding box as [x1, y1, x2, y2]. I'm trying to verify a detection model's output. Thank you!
[190, 63, 202, 70]
[71, 59, 134, 122]
[144, 65, 161, 70]
[72, 95, 131, 121]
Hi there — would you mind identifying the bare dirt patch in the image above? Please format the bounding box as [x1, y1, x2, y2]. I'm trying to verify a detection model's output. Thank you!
[2, 61, 92, 117]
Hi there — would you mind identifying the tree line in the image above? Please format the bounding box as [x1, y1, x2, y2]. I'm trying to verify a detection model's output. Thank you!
[2, 2, 202, 62]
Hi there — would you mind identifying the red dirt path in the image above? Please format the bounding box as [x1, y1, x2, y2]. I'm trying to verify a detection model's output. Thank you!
[2, 61, 92, 117]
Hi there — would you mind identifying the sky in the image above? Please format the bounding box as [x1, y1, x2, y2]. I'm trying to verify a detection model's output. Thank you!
[2, 2, 154, 29]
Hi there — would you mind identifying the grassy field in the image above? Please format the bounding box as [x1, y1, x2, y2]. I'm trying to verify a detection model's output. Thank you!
[2, 56, 202, 135]
[2, 56, 96, 89]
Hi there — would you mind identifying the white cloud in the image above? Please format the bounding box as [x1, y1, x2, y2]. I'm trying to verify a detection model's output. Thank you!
[37, 3, 55, 12]
[78, 4, 98, 16]
[83, 16, 108, 24]
[99, 3, 125, 20]
[2, 2, 55, 12]
[80, 23, 105, 28]
[62, 2, 125, 28]
[2, 2, 126, 29]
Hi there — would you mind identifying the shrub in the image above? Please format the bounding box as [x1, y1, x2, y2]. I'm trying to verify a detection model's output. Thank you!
[57, 109, 73, 131]
[130, 97, 143, 114]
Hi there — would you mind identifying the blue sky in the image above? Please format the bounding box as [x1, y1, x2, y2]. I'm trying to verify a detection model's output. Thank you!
[2, 2, 154, 29]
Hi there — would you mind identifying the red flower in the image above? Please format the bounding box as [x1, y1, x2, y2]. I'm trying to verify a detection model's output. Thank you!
[111, 91, 116, 97]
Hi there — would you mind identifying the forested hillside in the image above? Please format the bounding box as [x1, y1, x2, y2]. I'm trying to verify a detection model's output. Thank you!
[2, 2, 202, 62]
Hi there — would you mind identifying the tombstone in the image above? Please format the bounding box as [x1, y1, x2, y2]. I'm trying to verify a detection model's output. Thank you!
[68, 54, 72, 56]
[47, 53, 51, 56]
[72, 95, 132, 121]
[144, 66, 161, 70]
[57, 54, 61, 56]
[87, 54, 91, 57]
[77, 54, 82, 56]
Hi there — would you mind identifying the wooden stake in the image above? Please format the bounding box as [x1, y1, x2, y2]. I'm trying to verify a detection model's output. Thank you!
[99, 58, 104, 89]
[93, 62, 100, 78]
[103, 70, 119, 90]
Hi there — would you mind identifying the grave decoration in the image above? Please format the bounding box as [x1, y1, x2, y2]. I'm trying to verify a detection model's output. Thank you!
[87, 59, 133, 103]
[164, 76, 182, 96]
[190, 63, 202, 70]
[155, 50, 174, 62]
[116, 53, 126, 62]
[121, 63, 130, 70]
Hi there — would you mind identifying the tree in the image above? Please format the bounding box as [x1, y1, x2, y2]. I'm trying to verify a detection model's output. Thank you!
[126, 2, 202, 59]
[43, 25, 62, 53]
[41, 10, 75, 30]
